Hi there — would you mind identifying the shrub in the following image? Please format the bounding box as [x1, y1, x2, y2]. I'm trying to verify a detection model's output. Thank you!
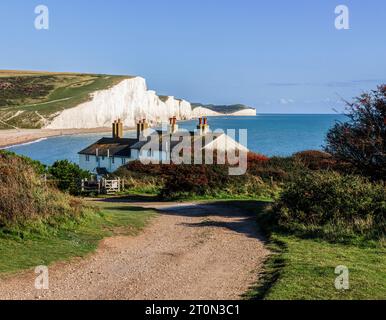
[115, 159, 277, 200]
[49, 160, 90, 195]
[0, 150, 46, 174]
[274, 171, 386, 239]
[247, 156, 308, 183]
[0, 153, 86, 228]
[160, 163, 275, 199]
[293, 150, 336, 170]
[325, 85, 386, 179]
[114, 161, 175, 193]
[0, 76, 54, 100]
[247, 152, 270, 164]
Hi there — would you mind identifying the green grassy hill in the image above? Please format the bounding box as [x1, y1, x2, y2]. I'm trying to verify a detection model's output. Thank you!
[0, 70, 130, 129]
[191, 103, 254, 114]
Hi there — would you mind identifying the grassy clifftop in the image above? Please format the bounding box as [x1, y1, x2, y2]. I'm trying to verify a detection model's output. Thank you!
[0, 70, 130, 129]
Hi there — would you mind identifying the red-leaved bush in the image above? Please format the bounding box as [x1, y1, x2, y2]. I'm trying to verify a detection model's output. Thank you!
[325, 85, 386, 179]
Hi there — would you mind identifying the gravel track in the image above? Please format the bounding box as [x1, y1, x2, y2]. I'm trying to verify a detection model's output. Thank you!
[0, 201, 269, 300]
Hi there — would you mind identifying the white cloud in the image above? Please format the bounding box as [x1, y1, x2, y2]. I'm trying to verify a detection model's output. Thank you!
[279, 98, 295, 105]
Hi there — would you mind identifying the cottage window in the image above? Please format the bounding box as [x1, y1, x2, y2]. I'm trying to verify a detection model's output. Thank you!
[121, 158, 126, 165]
[112, 157, 115, 164]
[86, 155, 90, 162]
[102, 156, 105, 161]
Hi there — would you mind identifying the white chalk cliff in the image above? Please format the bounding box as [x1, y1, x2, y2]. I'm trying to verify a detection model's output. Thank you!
[45, 77, 256, 129]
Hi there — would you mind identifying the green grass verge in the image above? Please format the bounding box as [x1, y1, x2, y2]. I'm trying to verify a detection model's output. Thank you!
[262, 235, 385, 300]
[234, 201, 386, 300]
[0, 201, 155, 275]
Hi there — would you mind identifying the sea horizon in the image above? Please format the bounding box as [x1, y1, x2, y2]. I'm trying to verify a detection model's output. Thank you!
[6, 114, 346, 165]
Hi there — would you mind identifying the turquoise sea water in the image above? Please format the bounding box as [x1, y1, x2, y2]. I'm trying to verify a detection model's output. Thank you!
[5, 114, 346, 165]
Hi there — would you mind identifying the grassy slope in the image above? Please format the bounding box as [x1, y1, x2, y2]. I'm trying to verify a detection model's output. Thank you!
[264, 236, 385, 300]
[0, 200, 155, 275]
[0, 70, 130, 129]
[234, 201, 386, 300]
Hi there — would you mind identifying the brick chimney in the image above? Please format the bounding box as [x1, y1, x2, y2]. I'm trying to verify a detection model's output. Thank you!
[168, 116, 178, 134]
[136, 119, 142, 139]
[197, 117, 209, 135]
[112, 120, 118, 138]
[137, 119, 150, 139]
[143, 119, 149, 131]
[117, 119, 123, 138]
[113, 119, 124, 139]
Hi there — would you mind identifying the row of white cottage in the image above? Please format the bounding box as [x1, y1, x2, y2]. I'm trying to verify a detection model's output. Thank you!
[78, 117, 248, 174]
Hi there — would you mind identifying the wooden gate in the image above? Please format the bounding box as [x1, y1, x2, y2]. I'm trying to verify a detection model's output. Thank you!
[102, 178, 121, 194]
[80, 178, 125, 195]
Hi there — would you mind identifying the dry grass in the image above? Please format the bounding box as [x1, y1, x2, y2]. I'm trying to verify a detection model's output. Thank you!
[0, 151, 83, 227]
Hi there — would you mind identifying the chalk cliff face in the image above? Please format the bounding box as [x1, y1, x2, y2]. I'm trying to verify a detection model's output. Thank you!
[192, 107, 222, 117]
[45, 77, 255, 129]
[225, 109, 257, 116]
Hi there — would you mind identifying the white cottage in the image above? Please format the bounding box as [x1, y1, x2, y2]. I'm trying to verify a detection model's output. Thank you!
[78, 117, 248, 174]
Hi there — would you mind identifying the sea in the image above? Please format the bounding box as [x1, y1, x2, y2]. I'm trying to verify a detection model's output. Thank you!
[5, 114, 347, 166]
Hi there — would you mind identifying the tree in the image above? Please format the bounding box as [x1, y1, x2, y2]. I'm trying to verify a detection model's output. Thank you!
[325, 85, 386, 179]
[49, 160, 90, 194]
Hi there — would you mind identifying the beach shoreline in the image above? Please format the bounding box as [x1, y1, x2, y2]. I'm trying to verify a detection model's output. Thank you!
[0, 127, 119, 149]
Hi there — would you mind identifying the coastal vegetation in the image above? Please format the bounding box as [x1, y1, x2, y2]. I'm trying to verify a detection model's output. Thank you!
[237, 200, 385, 300]
[325, 85, 386, 180]
[114, 150, 351, 200]
[0, 150, 154, 274]
[241, 86, 385, 300]
[48, 160, 90, 195]
[0, 150, 81, 227]
[274, 171, 385, 240]
[114, 153, 277, 201]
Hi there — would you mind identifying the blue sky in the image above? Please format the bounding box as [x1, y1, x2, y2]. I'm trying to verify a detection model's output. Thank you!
[0, 0, 385, 113]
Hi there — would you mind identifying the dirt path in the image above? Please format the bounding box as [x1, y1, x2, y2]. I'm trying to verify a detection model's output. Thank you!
[0, 202, 269, 300]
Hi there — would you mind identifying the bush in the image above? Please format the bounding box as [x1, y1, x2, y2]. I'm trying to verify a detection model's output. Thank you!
[0, 150, 47, 174]
[114, 162, 176, 193]
[0, 153, 85, 228]
[293, 150, 336, 170]
[115, 159, 277, 200]
[274, 171, 386, 239]
[247, 152, 270, 164]
[0, 76, 54, 100]
[325, 85, 386, 179]
[247, 156, 309, 183]
[49, 160, 90, 195]
[161, 163, 275, 199]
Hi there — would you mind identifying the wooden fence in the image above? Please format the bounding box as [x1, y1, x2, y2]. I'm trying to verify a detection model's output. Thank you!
[40, 174, 126, 195]
[81, 178, 125, 195]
